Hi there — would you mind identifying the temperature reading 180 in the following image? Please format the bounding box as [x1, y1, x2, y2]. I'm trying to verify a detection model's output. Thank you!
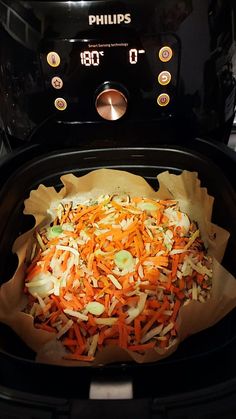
[80, 50, 104, 66]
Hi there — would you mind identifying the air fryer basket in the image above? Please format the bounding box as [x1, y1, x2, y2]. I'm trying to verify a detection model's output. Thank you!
[0, 145, 236, 399]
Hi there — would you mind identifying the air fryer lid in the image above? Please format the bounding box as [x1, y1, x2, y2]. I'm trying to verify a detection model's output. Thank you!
[0, 145, 236, 399]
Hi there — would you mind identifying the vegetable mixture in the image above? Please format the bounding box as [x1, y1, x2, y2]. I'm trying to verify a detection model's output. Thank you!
[24, 194, 213, 362]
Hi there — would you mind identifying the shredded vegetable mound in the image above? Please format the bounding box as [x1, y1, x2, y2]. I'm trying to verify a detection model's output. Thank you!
[24, 194, 213, 362]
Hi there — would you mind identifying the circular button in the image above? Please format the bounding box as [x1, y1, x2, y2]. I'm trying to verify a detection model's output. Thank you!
[54, 97, 67, 111]
[158, 71, 172, 86]
[159, 46, 173, 62]
[95, 88, 128, 121]
[47, 51, 61, 67]
[157, 93, 170, 107]
[51, 76, 63, 89]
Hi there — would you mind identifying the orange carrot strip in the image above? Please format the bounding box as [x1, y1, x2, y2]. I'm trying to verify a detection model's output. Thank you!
[196, 273, 204, 284]
[134, 317, 141, 343]
[115, 221, 139, 241]
[104, 294, 110, 313]
[144, 256, 169, 267]
[102, 327, 118, 341]
[83, 278, 94, 296]
[62, 338, 78, 346]
[26, 264, 44, 281]
[177, 291, 185, 299]
[148, 300, 161, 309]
[110, 201, 124, 211]
[125, 296, 140, 306]
[70, 295, 83, 310]
[73, 206, 97, 222]
[73, 322, 85, 348]
[98, 329, 107, 345]
[34, 323, 56, 333]
[171, 254, 180, 279]
[49, 310, 61, 325]
[87, 252, 95, 271]
[171, 299, 181, 322]
[61, 251, 70, 272]
[144, 269, 160, 283]
[178, 277, 185, 290]
[128, 342, 156, 351]
[141, 299, 169, 338]
[88, 314, 96, 327]
[139, 284, 157, 291]
[50, 295, 63, 310]
[97, 262, 112, 275]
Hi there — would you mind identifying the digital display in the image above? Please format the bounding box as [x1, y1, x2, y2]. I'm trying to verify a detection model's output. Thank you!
[42, 31, 180, 123]
[79, 47, 145, 67]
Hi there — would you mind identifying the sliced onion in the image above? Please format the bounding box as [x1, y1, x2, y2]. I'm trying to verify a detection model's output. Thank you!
[26, 272, 54, 298]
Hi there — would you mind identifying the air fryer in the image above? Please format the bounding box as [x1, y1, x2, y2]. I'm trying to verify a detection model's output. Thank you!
[0, 1, 236, 418]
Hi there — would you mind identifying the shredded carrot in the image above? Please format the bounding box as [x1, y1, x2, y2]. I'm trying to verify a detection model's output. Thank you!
[141, 299, 170, 338]
[127, 342, 156, 351]
[144, 256, 169, 267]
[24, 193, 213, 362]
[134, 317, 142, 343]
[62, 338, 78, 346]
[171, 254, 180, 278]
[35, 323, 56, 333]
[171, 299, 181, 322]
[73, 323, 85, 348]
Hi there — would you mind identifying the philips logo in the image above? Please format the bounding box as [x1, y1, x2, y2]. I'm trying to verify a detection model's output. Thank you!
[88, 13, 131, 26]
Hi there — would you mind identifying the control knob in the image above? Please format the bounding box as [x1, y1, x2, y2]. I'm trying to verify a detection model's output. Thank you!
[95, 84, 128, 121]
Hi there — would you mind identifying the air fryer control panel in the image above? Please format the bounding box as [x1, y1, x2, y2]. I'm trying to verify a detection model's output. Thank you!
[0, 0, 235, 141]
[41, 34, 180, 122]
[36, 0, 182, 123]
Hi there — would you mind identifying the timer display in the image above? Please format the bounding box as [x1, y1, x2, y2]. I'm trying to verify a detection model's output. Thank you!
[80, 48, 145, 67]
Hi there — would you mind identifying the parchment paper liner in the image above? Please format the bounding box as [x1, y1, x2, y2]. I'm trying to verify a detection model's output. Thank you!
[0, 169, 236, 366]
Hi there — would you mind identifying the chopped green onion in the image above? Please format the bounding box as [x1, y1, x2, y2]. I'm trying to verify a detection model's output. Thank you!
[114, 250, 134, 270]
[47, 225, 63, 240]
